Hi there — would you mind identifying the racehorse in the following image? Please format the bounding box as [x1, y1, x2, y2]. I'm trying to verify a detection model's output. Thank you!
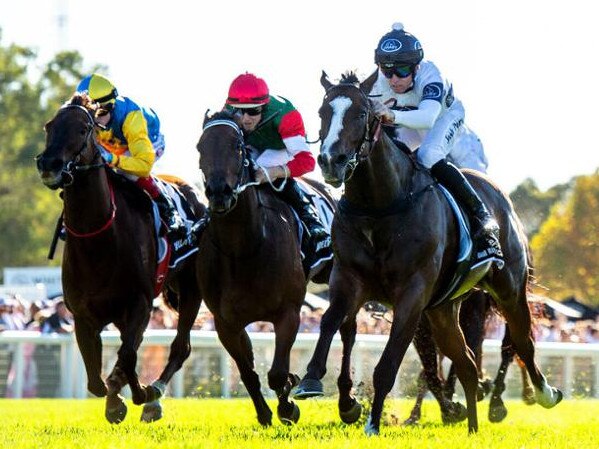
[293, 72, 562, 434]
[36, 94, 205, 423]
[195, 111, 333, 426]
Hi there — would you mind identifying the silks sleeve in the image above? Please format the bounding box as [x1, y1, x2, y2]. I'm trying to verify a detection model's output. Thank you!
[115, 110, 156, 177]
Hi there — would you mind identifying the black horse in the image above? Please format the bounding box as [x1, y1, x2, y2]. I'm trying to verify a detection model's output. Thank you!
[36, 94, 205, 423]
[195, 111, 333, 426]
[294, 72, 562, 434]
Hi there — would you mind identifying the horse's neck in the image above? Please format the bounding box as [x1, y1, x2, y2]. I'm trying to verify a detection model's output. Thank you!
[344, 135, 414, 208]
[209, 189, 264, 254]
[63, 168, 113, 231]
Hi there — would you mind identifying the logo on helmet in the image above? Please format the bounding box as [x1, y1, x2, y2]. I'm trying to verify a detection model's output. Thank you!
[414, 41, 422, 50]
[381, 39, 402, 52]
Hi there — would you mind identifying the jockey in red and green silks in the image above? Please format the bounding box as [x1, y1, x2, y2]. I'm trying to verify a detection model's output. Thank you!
[76, 73, 185, 238]
[225, 72, 332, 271]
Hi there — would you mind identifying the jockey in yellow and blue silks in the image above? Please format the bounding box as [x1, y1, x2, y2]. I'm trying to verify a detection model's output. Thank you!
[76, 73, 185, 238]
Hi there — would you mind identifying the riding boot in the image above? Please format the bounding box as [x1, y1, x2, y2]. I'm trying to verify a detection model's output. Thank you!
[154, 191, 187, 239]
[277, 178, 332, 268]
[431, 159, 503, 262]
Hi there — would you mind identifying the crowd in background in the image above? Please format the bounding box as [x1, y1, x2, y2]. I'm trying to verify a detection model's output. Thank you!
[2, 292, 598, 343]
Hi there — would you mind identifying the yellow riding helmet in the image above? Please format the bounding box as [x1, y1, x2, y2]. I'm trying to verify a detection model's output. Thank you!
[76, 73, 118, 105]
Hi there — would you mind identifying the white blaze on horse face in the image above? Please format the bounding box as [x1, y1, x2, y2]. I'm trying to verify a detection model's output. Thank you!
[321, 97, 352, 158]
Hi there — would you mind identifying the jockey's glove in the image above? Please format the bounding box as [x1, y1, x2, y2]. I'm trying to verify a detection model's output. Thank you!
[371, 100, 395, 124]
[99, 146, 115, 165]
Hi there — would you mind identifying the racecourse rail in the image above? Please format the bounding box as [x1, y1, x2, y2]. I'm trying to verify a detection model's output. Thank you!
[1, 330, 598, 399]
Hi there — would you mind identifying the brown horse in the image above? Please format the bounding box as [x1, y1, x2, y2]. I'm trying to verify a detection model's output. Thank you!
[195, 111, 333, 426]
[293, 72, 561, 434]
[36, 95, 205, 423]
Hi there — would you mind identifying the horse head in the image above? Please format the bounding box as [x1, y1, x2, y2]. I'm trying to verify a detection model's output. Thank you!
[36, 94, 101, 190]
[196, 110, 252, 214]
[316, 71, 379, 188]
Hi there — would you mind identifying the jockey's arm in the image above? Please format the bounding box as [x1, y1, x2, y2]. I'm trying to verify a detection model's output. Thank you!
[391, 99, 442, 130]
[116, 111, 156, 178]
[279, 109, 314, 178]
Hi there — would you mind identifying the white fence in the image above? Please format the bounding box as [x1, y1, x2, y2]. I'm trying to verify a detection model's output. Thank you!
[1, 330, 598, 400]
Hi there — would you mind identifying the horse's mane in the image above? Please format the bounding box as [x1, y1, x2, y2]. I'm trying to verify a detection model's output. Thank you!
[339, 71, 360, 86]
[204, 109, 238, 126]
[67, 93, 99, 112]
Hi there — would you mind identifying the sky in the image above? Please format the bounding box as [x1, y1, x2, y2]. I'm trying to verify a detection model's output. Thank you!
[1, 0, 597, 192]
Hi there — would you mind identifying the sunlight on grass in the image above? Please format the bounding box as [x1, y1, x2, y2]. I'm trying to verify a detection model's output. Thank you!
[0, 398, 597, 449]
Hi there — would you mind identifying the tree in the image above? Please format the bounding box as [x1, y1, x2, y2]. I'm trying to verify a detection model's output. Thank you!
[509, 178, 570, 238]
[0, 29, 104, 280]
[531, 172, 599, 307]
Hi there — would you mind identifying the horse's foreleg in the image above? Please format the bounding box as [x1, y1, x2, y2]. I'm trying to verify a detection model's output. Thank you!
[152, 282, 202, 398]
[427, 303, 479, 434]
[74, 317, 107, 397]
[270, 307, 301, 425]
[215, 319, 272, 426]
[337, 314, 361, 424]
[295, 268, 360, 399]
[413, 316, 466, 425]
[113, 302, 151, 407]
[366, 290, 424, 436]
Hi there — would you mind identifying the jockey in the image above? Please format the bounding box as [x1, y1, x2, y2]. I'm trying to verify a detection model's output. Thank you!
[369, 23, 503, 263]
[224, 72, 331, 268]
[76, 73, 186, 239]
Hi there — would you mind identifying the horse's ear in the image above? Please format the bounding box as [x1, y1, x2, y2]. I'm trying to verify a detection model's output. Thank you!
[320, 71, 333, 91]
[202, 109, 211, 127]
[360, 69, 378, 95]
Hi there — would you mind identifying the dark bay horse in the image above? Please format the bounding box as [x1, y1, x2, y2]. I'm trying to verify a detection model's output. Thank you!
[294, 72, 561, 434]
[36, 95, 205, 423]
[195, 111, 333, 426]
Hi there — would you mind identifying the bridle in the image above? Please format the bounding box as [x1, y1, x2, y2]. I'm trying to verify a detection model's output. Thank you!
[322, 83, 382, 182]
[41, 103, 117, 238]
[201, 118, 260, 210]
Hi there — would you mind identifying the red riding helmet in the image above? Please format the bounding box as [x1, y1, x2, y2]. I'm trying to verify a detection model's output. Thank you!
[226, 73, 270, 107]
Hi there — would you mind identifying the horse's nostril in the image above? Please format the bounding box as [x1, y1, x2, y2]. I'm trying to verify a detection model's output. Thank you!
[334, 154, 349, 167]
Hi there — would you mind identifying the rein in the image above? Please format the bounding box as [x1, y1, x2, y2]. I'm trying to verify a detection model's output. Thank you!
[64, 177, 117, 238]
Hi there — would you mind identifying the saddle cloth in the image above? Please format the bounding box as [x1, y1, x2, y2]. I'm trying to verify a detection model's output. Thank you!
[428, 184, 504, 308]
[295, 179, 335, 277]
[152, 177, 201, 295]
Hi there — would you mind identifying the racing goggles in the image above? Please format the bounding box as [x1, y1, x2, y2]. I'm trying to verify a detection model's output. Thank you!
[233, 106, 263, 116]
[380, 64, 414, 79]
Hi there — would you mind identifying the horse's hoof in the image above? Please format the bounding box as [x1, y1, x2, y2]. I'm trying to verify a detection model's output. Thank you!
[105, 400, 127, 424]
[258, 410, 273, 427]
[488, 403, 508, 423]
[477, 379, 494, 401]
[293, 378, 324, 400]
[277, 401, 300, 425]
[536, 385, 563, 409]
[339, 398, 362, 424]
[140, 400, 163, 423]
[441, 402, 467, 424]
[402, 415, 420, 426]
[364, 415, 379, 436]
[522, 388, 536, 405]
[89, 380, 108, 397]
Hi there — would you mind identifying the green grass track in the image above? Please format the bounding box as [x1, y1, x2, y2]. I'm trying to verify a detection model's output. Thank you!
[0, 398, 597, 449]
